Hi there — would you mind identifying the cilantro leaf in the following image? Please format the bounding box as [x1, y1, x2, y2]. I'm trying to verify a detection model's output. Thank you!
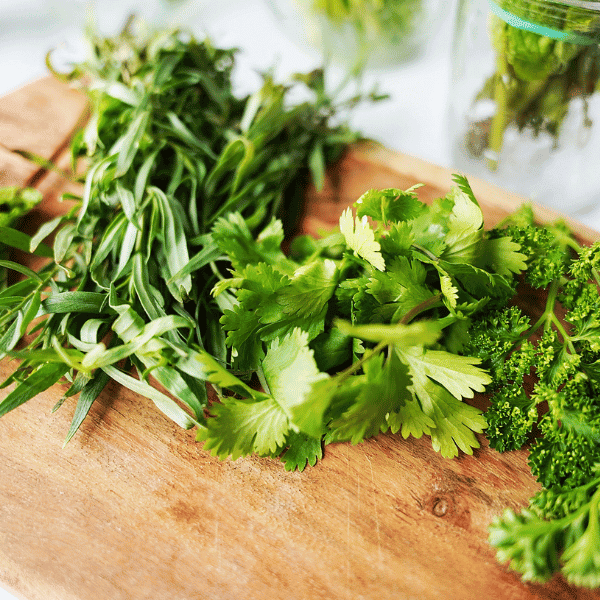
[367, 256, 438, 323]
[212, 212, 290, 271]
[410, 375, 486, 458]
[355, 187, 424, 225]
[199, 395, 289, 460]
[280, 431, 323, 471]
[441, 185, 484, 264]
[387, 397, 436, 440]
[398, 345, 491, 399]
[339, 207, 385, 271]
[262, 328, 329, 431]
[328, 350, 412, 444]
[379, 220, 414, 258]
[482, 235, 528, 277]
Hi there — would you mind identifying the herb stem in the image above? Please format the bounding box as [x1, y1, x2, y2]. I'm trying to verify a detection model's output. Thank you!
[399, 293, 444, 325]
[337, 339, 389, 380]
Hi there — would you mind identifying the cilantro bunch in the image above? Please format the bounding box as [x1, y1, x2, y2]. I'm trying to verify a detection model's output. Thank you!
[207, 177, 526, 467]
[464, 208, 600, 586]
[466, 0, 600, 170]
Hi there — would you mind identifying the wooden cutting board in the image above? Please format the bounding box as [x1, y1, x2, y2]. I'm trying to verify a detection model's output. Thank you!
[1, 77, 599, 600]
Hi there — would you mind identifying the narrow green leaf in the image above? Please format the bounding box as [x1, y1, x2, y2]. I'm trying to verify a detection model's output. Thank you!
[0, 312, 23, 354]
[151, 187, 192, 299]
[0, 362, 70, 417]
[0, 260, 44, 284]
[89, 212, 128, 272]
[114, 110, 151, 177]
[101, 364, 198, 429]
[41, 292, 109, 315]
[63, 369, 111, 446]
[30, 215, 67, 254]
[132, 253, 166, 321]
[0, 227, 53, 258]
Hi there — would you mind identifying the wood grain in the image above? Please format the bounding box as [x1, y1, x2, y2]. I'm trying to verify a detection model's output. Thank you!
[0, 77, 599, 600]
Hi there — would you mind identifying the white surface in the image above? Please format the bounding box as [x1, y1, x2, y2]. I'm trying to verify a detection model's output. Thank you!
[0, 1, 595, 599]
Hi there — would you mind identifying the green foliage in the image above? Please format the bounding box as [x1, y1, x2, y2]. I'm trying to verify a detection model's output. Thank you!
[215, 179, 516, 461]
[0, 18, 375, 447]
[490, 473, 600, 587]
[463, 213, 600, 586]
[4, 16, 600, 590]
[468, 0, 600, 167]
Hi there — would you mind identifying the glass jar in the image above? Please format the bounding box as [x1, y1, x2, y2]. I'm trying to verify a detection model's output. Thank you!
[267, 0, 449, 74]
[449, 0, 600, 215]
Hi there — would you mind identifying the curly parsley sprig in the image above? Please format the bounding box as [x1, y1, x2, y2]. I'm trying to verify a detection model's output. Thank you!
[465, 207, 600, 586]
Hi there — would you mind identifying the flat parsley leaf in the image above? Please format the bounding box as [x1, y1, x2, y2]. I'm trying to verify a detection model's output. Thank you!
[355, 186, 424, 225]
[199, 395, 289, 460]
[339, 207, 385, 271]
[262, 328, 329, 430]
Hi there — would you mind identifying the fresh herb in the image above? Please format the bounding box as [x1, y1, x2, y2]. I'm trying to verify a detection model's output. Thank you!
[3, 16, 600, 590]
[466, 0, 600, 170]
[209, 177, 525, 463]
[0, 187, 44, 288]
[464, 207, 600, 586]
[0, 19, 378, 443]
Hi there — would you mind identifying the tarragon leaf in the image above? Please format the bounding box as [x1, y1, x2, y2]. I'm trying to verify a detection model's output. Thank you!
[0, 362, 70, 418]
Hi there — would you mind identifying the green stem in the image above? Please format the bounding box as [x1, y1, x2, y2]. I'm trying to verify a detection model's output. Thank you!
[336, 339, 389, 381]
[399, 292, 444, 325]
[487, 52, 510, 172]
[411, 243, 439, 263]
[527, 279, 560, 336]
[550, 312, 576, 354]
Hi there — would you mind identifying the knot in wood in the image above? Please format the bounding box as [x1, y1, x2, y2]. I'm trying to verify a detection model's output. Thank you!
[432, 497, 449, 517]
